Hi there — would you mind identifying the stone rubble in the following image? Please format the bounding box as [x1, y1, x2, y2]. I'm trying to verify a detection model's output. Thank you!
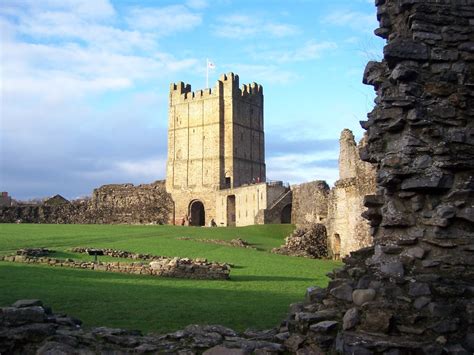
[271, 223, 329, 258]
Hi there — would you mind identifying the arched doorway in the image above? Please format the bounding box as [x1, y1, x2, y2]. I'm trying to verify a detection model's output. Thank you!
[281, 204, 292, 224]
[189, 200, 205, 226]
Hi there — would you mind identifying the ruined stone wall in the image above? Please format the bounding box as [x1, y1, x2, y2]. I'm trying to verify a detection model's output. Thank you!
[90, 181, 173, 224]
[326, 130, 377, 258]
[0, 181, 172, 224]
[290, 181, 329, 226]
[280, 1, 474, 353]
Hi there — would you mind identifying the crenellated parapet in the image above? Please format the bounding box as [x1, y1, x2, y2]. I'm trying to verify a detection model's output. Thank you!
[169, 73, 263, 105]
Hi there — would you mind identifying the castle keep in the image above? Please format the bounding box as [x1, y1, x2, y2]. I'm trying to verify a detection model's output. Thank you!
[166, 73, 291, 226]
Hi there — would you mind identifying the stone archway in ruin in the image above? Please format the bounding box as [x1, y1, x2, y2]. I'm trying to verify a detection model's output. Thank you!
[189, 200, 205, 226]
[280, 204, 292, 224]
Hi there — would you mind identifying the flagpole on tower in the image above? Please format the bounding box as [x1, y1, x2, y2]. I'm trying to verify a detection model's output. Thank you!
[206, 58, 209, 88]
[206, 59, 215, 89]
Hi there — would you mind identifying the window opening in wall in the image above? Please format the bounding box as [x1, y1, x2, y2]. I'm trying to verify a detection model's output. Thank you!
[225, 177, 231, 189]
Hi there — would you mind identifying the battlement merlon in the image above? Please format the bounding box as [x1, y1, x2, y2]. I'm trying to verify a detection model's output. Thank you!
[169, 73, 263, 104]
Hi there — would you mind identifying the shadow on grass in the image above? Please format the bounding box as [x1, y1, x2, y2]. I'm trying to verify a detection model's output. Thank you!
[231, 275, 315, 282]
[0, 262, 314, 333]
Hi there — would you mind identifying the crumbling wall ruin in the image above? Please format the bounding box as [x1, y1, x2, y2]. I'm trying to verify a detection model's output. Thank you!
[326, 130, 377, 259]
[0, 181, 173, 224]
[290, 181, 329, 226]
[282, 0, 474, 353]
[290, 130, 376, 259]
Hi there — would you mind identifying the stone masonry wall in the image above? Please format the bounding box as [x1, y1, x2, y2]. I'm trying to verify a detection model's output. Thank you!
[0, 181, 173, 224]
[326, 130, 377, 258]
[290, 181, 330, 226]
[279, 0, 474, 353]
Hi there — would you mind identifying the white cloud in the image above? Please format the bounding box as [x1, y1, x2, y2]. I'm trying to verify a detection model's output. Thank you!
[267, 154, 338, 186]
[2, 0, 116, 20]
[115, 158, 167, 180]
[212, 14, 299, 39]
[0, 0, 201, 199]
[126, 5, 202, 34]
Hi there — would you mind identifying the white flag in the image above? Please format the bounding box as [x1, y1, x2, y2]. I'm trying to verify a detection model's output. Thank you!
[208, 60, 215, 69]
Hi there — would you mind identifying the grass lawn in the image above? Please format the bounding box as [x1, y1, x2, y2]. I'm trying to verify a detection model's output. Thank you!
[0, 224, 340, 334]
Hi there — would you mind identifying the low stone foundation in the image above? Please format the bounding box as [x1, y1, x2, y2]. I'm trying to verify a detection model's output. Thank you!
[1, 248, 230, 280]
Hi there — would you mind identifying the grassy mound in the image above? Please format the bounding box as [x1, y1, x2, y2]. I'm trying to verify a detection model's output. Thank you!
[0, 224, 340, 333]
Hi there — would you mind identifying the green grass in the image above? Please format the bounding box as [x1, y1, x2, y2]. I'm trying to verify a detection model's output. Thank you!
[0, 224, 340, 333]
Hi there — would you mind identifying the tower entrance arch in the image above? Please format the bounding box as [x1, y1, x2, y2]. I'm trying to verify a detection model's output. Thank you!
[189, 200, 205, 226]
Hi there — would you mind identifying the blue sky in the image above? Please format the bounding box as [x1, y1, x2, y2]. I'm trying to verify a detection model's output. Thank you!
[0, 0, 384, 200]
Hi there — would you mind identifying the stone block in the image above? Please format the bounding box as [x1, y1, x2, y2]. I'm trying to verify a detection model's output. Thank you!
[352, 289, 376, 306]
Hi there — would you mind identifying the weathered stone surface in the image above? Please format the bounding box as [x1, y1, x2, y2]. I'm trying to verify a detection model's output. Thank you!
[352, 289, 376, 306]
[329, 284, 353, 302]
[342, 308, 360, 330]
[290, 181, 330, 227]
[305, 287, 326, 303]
[203, 345, 248, 355]
[326, 130, 376, 259]
[384, 39, 430, 62]
[309, 321, 338, 333]
[380, 262, 404, 278]
[272, 223, 328, 258]
[413, 296, 430, 310]
[360, 308, 393, 333]
[408, 282, 431, 297]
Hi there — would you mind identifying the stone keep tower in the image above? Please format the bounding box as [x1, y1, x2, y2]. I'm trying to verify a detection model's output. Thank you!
[166, 73, 267, 225]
